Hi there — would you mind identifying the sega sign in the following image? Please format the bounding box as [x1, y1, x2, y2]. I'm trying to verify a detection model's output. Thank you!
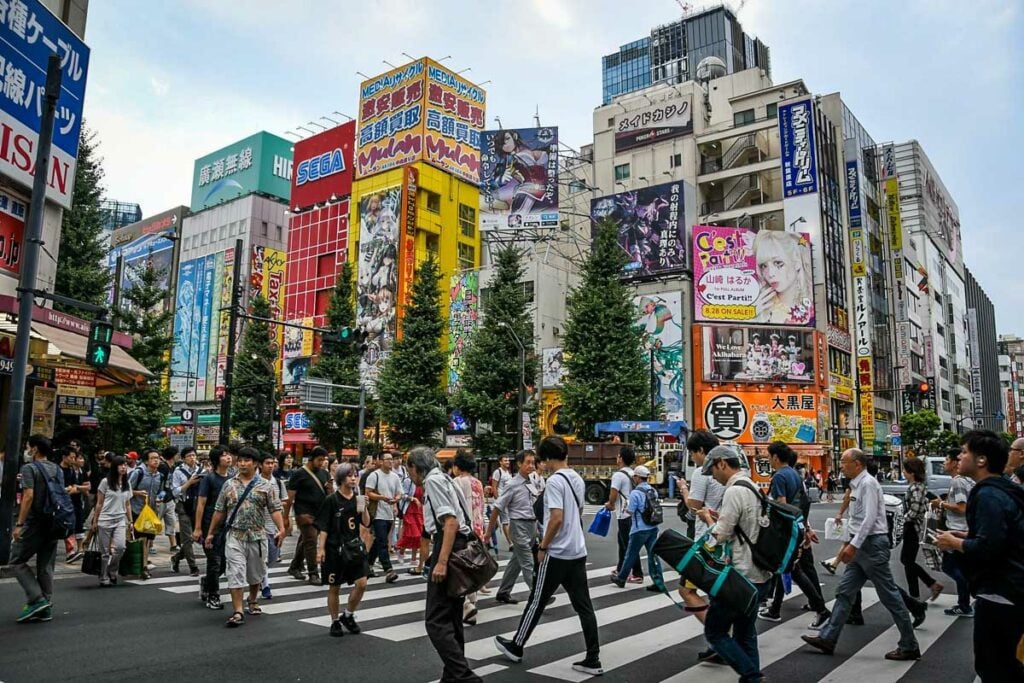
[290, 121, 355, 209]
[283, 410, 309, 432]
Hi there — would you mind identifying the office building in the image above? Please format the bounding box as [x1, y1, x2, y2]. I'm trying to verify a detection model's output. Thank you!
[964, 268, 1002, 431]
[999, 335, 1024, 437]
[99, 199, 143, 237]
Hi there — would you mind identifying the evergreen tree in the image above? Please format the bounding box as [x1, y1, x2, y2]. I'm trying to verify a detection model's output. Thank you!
[307, 262, 363, 453]
[97, 262, 174, 454]
[899, 408, 941, 456]
[452, 245, 537, 455]
[55, 126, 109, 312]
[231, 294, 277, 446]
[561, 218, 649, 439]
[376, 257, 447, 449]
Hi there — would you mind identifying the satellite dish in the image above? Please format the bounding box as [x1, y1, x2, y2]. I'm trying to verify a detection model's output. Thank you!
[695, 56, 727, 83]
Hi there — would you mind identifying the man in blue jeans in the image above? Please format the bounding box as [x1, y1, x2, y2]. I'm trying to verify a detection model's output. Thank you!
[610, 465, 663, 590]
[365, 453, 403, 584]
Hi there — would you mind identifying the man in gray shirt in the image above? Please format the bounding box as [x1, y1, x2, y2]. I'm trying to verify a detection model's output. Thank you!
[486, 450, 539, 604]
[803, 448, 920, 661]
[11, 435, 62, 623]
[366, 453, 404, 583]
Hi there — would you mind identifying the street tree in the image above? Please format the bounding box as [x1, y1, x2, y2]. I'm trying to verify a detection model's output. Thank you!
[452, 245, 537, 456]
[928, 429, 963, 455]
[97, 262, 174, 453]
[376, 257, 447, 449]
[55, 126, 110, 313]
[561, 218, 649, 440]
[900, 408, 941, 455]
[307, 262, 363, 453]
[231, 294, 277, 446]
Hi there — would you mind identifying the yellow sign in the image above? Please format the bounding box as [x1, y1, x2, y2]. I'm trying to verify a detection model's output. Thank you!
[885, 177, 903, 253]
[850, 228, 866, 278]
[829, 372, 854, 402]
[857, 354, 875, 445]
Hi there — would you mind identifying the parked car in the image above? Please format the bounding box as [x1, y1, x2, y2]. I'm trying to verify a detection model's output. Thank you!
[879, 456, 951, 499]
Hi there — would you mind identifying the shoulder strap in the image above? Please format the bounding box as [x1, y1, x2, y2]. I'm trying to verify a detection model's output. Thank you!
[554, 471, 582, 511]
[130, 467, 144, 489]
[729, 479, 765, 548]
[225, 478, 259, 531]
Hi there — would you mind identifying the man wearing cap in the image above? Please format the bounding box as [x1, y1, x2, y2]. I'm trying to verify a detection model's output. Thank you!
[703, 444, 772, 682]
[610, 465, 664, 590]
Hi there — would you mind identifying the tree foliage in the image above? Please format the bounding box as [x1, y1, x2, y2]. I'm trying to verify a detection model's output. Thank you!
[55, 126, 109, 312]
[98, 262, 174, 454]
[560, 218, 649, 440]
[899, 408, 941, 455]
[451, 245, 537, 456]
[230, 294, 277, 446]
[927, 429, 963, 456]
[307, 262, 363, 453]
[376, 257, 447, 449]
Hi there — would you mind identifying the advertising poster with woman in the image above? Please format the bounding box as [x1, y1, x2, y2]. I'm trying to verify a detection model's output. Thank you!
[692, 225, 815, 326]
[633, 293, 685, 420]
[356, 187, 401, 392]
[479, 127, 559, 231]
[701, 326, 815, 383]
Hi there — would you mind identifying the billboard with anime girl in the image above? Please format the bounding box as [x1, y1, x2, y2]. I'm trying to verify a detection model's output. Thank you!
[633, 292, 685, 420]
[591, 181, 686, 280]
[356, 187, 401, 392]
[479, 127, 559, 231]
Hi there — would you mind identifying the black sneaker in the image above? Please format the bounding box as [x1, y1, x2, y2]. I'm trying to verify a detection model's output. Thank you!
[206, 594, 224, 610]
[330, 619, 344, 637]
[171, 559, 180, 573]
[696, 649, 725, 665]
[571, 657, 604, 676]
[385, 571, 398, 584]
[495, 635, 523, 663]
[757, 608, 782, 622]
[287, 568, 306, 581]
[307, 573, 322, 586]
[340, 613, 361, 634]
[846, 613, 864, 626]
[810, 610, 831, 630]
[495, 593, 519, 605]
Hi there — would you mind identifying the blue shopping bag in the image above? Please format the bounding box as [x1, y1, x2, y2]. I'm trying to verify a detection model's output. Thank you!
[588, 507, 612, 537]
[782, 571, 793, 594]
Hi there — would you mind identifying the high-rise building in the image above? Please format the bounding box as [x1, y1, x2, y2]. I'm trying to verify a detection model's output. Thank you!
[99, 199, 143, 236]
[999, 335, 1024, 437]
[964, 268, 1002, 432]
[601, 6, 770, 104]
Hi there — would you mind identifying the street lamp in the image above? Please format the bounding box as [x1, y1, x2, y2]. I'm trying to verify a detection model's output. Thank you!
[497, 322, 526, 451]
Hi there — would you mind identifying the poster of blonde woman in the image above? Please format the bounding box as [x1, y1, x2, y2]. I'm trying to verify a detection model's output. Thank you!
[692, 225, 815, 327]
[633, 293, 685, 420]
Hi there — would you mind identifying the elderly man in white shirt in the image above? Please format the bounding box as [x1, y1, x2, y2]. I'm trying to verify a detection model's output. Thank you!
[802, 448, 921, 662]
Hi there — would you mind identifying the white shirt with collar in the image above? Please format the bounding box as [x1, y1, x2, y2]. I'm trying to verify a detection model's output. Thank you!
[848, 469, 888, 548]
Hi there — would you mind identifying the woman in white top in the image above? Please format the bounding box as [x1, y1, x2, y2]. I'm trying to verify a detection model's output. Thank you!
[92, 455, 134, 587]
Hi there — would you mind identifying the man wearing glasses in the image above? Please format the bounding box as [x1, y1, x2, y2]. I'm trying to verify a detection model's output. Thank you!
[1008, 438, 1024, 484]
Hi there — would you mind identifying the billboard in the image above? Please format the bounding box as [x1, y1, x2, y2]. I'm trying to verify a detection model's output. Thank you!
[0, 0, 90, 208]
[614, 96, 692, 152]
[282, 317, 314, 360]
[282, 356, 311, 387]
[542, 348, 567, 388]
[291, 121, 355, 209]
[423, 59, 486, 183]
[700, 391, 824, 445]
[191, 132, 293, 212]
[634, 293, 685, 420]
[0, 189, 26, 276]
[355, 185, 401, 392]
[479, 127, 559, 231]
[779, 99, 818, 197]
[171, 257, 198, 402]
[399, 166, 419, 311]
[701, 326, 815, 384]
[447, 271, 479, 394]
[108, 232, 175, 313]
[692, 225, 815, 326]
[215, 246, 235, 400]
[590, 181, 686, 280]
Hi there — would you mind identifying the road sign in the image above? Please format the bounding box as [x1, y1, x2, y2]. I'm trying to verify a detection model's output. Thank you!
[890, 424, 900, 434]
[179, 408, 195, 425]
[891, 435, 902, 447]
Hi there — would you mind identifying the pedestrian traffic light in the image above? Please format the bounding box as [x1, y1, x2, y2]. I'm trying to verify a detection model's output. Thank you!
[86, 317, 113, 369]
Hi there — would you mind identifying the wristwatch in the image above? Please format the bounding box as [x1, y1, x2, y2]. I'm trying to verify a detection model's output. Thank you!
[538, 546, 548, 552]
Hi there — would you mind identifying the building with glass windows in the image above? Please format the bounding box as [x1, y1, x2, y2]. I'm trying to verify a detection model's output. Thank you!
[600, 6, 770, 104]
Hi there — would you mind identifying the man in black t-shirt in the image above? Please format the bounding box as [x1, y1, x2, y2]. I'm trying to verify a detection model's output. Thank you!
[285, 447, 330, 584]
[315, 463, 371, 637]
[193, 446, 231, 610]
[60, 446, 88, 562]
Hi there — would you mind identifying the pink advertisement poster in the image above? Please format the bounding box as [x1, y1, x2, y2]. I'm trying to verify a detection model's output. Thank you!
[692, 225, 815, 327]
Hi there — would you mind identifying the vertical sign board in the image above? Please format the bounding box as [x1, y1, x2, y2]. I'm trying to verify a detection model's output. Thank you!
[447, 271, 479, 394]
[171, 258, 197, 402]
[882, 145, 910, 389]
[967, 308, 983, 413]
[423, 59, 486, 184]
[778, 98, 824, 286]
[399, 166, 419, 314]
[0, 188, 26, 275]
[0, 0, 90, 208]
[356, 186, 401, 393]
[215, 246, 234, 400]
[205, 250, 224, 401]
[196, 253, 215, 399]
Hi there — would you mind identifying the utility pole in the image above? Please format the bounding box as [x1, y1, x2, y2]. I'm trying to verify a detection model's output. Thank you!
[219, 240, 244, 444]
[0, 56, 62, 564]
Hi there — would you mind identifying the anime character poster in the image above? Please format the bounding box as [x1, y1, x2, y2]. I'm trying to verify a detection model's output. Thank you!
[447, 271, 479, 394]
[701, 326, 815, 383]
[692, 225, 815, 327]
[170, 257, 198, 402]
[591, 181, 686, 280]
[479, 127, 559, 231]
[542, 348, 567, 388]
[356, 186, 402, 393]
[633, 293, 685, 420]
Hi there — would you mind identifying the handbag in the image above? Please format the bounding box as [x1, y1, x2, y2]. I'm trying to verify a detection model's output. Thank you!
[431, 477, 498, 598]
[119, 538, 144, 576]
[339, 537, 367, 566]
[81, 537, 102, 576]
[588, 507, 612, 537]
[133, 503, 164, 536]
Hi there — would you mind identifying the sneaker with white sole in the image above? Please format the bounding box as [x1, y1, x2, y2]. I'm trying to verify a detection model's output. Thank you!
[809, 610, 831, 630]
[572, 657, 604, 676]
[495, 635, 523, 663]
[944, 605, 974, 618]
[758, 608, 782, 622]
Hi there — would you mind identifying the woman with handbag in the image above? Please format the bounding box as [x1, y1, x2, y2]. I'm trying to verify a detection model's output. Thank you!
[452, 451, 488, 625]
[398, 480, 426, 575]
[315, 462, 372, 638]
[901, 458, 944, 601]
[92, 455, 134, 587]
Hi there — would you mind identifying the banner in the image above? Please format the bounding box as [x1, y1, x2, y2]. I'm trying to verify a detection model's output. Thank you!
[779, 99, 818, 197]
[356, 186, 401, 392]
[0, 189, 26, 276]
[692, 225, 815, 326]
[479, 127, 559, 231]
[196, 254, 215, 399]
[447, 271, 479, 394]
[701, 326, 815, 384]
[357, 61, 426, 178]
[399, 166, 419, 311]
[700, 391, 823, 444]
[55, 367, 96, 398]
[542, 348, 567, 389]
[31, 386, 56, 438]
[205, 250, 224, 401]
[283, 318, 314, 360]
[423, 59, 486, 183]
[171, 257, 198, 402]
[634, 293, 685, 420]
[282, 356, 311, 386]
[108, 232, 175, 314]
[968, 308, 983, 412]
[215, 247, 235, 400]
[845, 160, 861, 229]
[590, 181, 686, 280]
[614, 96, 692, 152]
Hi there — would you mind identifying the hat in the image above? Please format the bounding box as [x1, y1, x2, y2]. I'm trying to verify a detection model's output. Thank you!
[701, 444, 741, 475]
[127, 451, 138, 461]
[633, 465, 651, 479]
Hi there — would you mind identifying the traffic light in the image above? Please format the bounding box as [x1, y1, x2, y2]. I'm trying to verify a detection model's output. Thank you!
[321, 327, 368, 355]
[86, 317, 113, 369]
[904, 383, 920, 399]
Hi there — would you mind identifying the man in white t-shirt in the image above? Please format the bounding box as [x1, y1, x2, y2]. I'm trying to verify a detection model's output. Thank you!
[496, 436, 602, 676]
[365, 453, 404, 584]
[932, 448, 976, 617]
[605, 446, 642, 583]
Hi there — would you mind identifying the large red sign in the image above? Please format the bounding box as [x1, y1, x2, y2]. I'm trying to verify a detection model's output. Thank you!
[290, 122, 355, 210]
[0, 189, 26, 276]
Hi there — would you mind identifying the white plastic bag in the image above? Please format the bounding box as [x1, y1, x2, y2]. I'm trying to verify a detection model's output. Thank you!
[824, 517, 849, 541]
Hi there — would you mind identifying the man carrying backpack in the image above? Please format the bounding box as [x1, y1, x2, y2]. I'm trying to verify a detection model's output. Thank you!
[610, 465, 664, 591]
[802, 448, 920, 661]
[11, 435, 65, 623]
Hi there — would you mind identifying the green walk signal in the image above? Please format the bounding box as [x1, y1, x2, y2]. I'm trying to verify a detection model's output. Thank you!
[87, 317, 113, 370]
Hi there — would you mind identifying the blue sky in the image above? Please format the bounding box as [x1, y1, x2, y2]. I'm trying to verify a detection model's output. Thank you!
[83, 0, 1023, 333]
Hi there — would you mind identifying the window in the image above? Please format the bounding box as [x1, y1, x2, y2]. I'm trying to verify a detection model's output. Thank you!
[521, 280, 535, 305]
[219, 225, 227, 240]
[316, 253, 334, 278]
[238, 219, 248, 234]
[425, 190, 441, 213]
[733, 109, 755, 126]
[425, 233, 440, 258]
[260, 221, 268, 237]
[607, 117, 615, 127]
[458, 204, 476, 239]
[669, 153, 682, 168]
[569, 179, 588, 194]
[457, 242, 475, 270]
[614, 163, 630, 181]
[275, 224, 283, 241]
[766, 102, 778, 119]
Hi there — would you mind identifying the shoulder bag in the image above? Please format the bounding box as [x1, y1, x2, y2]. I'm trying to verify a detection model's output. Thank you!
[429, 476, 499, 597]
[213, 478, 259, 576]
[294, 467, 326, 527]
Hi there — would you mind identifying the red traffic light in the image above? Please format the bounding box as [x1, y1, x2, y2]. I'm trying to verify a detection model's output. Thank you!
[919, 382, 930, 393]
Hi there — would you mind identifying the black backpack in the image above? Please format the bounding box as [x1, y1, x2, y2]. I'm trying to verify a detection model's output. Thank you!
[733, 479, 805, 575]
[31, 462, 76, 540]
[640, 486, 663, 526]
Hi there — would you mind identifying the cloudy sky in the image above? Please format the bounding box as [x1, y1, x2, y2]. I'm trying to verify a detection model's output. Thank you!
[83, 0, 1023, 332]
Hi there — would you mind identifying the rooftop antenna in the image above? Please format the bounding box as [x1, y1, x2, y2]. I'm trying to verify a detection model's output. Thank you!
[534, 105, 541, 128]
[494, 116, 503, 130]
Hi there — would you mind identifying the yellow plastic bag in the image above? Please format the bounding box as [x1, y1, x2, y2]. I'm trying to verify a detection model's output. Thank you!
[133, 503, 164, 536]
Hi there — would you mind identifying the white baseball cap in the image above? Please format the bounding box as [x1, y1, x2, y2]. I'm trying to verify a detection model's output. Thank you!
[633, 465, 651, 479]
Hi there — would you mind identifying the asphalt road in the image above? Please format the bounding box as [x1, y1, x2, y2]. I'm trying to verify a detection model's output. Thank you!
[0, 502, 979, 682]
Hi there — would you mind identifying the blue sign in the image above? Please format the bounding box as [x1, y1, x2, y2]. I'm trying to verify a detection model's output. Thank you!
[778, 99, 818, 198]
[295, 148, 345, 186]
[0, 0, 90, 156]
[594, 420, 690, 438]
[890, 435, 902, 447]
[846, 160, 861, 228]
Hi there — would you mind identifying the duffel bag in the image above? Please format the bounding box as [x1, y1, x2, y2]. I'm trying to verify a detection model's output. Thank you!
[653, 528, 759, 618]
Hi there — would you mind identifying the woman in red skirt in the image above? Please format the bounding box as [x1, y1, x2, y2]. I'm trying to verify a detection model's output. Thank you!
[397, 483, 425, 574]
